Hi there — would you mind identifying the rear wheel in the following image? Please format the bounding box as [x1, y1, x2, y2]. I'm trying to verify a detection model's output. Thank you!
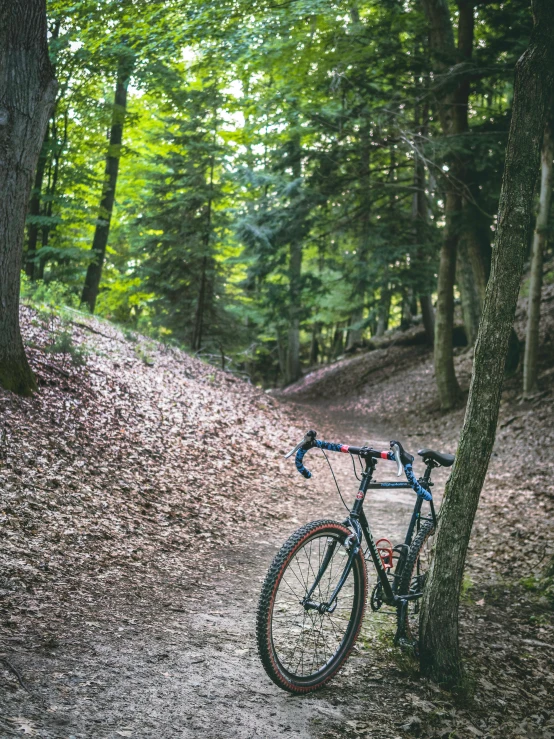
[397, 520, 435, 648]
[256, 519, 367, 693]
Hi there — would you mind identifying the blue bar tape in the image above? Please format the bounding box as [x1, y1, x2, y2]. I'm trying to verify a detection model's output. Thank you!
[404, 463, 433, 501]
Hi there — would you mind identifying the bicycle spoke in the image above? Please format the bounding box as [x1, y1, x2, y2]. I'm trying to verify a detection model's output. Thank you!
[271, 530, 360, 677]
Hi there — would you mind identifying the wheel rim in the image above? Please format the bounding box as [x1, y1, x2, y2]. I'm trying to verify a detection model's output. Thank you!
[270, 530, 362, 681]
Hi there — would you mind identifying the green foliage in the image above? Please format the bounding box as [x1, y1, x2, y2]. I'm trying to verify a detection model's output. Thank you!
[21, 274, 80, 311]
[45, 330, 88, 367]
[460, 574, 475, 604]
[21, 0, 536, 383]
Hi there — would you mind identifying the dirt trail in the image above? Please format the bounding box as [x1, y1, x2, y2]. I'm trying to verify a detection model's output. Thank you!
[3, 305, 553, 738]
[0, 405, 425, 739]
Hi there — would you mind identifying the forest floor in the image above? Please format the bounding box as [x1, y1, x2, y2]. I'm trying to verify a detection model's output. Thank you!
[0, 293, 553, 738]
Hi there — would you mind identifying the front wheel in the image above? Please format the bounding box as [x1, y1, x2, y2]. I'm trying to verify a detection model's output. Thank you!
[256, 519, 367, 693]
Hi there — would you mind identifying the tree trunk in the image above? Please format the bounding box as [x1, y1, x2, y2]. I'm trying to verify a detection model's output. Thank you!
[376, 285, 391, 337]
[457, 199, 489, 346]
[413, 98, 435, 346]
[347, 125, 371, 350]
[330, 322, 344, 360]
[81, 54, 132, 312]
[286, 136, 303, 384]
[192, 143, 216, 353]
[419, 0, 554, 686]
[346, 308, 364, 350]
[25, 124, 49, 279]
[0, 0, 57, 395]
[192, 256, 207, 352]
[286, 236, 302, 382]
[25, 21, 60, 282]
[276, 330, 286, 379]
[309, 323, 321, 365]
[420, 295, 435, 345]
[457, 235, 482, 346]
[420, 0, 475, 407]
[523, 118, 554, 395]
[401, 289, 413, 330]
[434, 190, 462, 408]
[37, 111, 67, 279]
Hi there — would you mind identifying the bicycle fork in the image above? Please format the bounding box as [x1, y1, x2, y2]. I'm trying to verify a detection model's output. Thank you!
[301, 532, 360, 614]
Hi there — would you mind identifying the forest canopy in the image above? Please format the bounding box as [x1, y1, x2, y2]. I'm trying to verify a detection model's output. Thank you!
[26, 0, 535, 387]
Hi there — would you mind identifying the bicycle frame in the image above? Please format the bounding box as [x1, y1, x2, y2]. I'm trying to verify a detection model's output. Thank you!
[305, 454, 437, 614]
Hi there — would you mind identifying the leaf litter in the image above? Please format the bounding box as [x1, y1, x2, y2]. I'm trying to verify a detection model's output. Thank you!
[0, 298, 552, 737]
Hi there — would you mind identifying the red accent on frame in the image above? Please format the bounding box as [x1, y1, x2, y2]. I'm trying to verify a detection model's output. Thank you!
[375, 538, 394, 570]
[340, 445, 350, 453]
[356, 489, 364, 500]
[381, 451, 389, 459]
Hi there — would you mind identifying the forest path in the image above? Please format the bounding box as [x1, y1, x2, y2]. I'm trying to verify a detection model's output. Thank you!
[3, 404, 417, 739]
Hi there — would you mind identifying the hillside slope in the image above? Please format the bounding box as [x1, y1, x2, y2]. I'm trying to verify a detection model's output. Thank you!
[0, 299, 553, 738]
[281, 282, 554, 419]
[0, 306, 308, 651]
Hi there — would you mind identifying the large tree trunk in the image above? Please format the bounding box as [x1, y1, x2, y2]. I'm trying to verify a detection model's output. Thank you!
[419, 0, 554, 686]
[0, 0, 57, 395]
[523, 118, 554, 395]
[81, 54, 132, 312]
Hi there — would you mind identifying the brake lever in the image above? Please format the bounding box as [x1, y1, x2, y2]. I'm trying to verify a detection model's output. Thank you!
[285, 439, 304, 459]
[392, 443, 403, 477]
[284, 440, 305, 459]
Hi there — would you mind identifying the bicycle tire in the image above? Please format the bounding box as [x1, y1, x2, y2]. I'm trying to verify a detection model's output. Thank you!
[397, 519, 435, 645]
[256, 519, 367, 693]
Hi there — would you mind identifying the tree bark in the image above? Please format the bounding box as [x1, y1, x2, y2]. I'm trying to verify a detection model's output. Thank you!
[523, 118, 554, 395]
[0, 0, 57, 395]
[81, 54, 132, 312]
[419, 0, 554, 686]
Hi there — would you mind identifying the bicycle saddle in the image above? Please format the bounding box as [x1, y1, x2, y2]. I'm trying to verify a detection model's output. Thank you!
[417, 448, 455, 467]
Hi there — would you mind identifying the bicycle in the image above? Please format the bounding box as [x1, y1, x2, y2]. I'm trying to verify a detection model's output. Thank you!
[256, 429, 454, 693]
